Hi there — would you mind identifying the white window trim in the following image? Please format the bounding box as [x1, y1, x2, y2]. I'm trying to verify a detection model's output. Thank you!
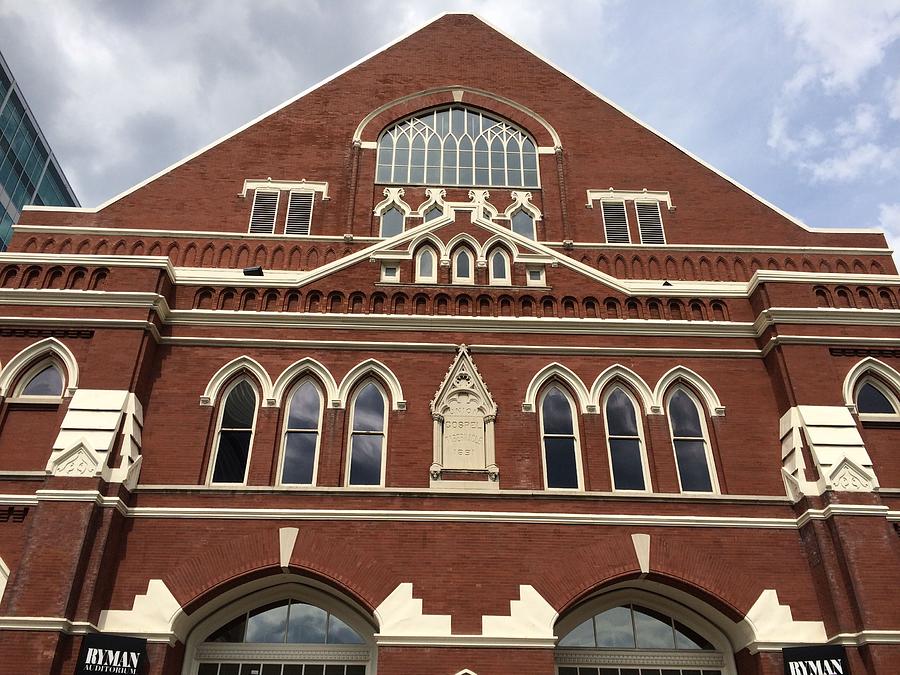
[380, 263, 400, 283]
[526, 266, 546, 287]
[416, 246, 438, 284]
[207, 379, 259, 486]
[276, 378, 324, 487]
[538, 385, 584, 491]
[452, 247, 475, 284]
[284, 189, 316, 236]
[855, 376, 900, 421]
[488, 248, 511, 286]
[602, 386, 653, 493]
[8, 358, 65, 404]
[636, 200, 667, 245]
[665, 387, 720, 495]
[345, 380, 388, 488]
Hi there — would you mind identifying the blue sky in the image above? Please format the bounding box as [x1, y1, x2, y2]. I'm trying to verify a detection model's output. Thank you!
[1, 0, 899, 250]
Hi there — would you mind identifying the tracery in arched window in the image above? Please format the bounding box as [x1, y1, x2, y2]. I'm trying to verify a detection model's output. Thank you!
[280, 380, 323, 485]
[376, 106, 539, 188]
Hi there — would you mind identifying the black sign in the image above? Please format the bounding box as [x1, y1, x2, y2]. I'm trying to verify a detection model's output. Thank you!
[76, 633, 148, 675]
[783, 645, 849, 675]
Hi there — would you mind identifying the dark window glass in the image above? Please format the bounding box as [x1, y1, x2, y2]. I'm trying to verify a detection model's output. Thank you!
[261, 666, 282, 675]
[455, 250, 471, 279]
[208, 614, 245, 642]
[349, 383, 386, 486]
[606, 388, 639, 436]
[605, 388, 646, 491]
[349, 434, 383, 485]
[212, 381, 256, 483]
[542, 387, 574, 435]
[239, 665, 262, 675]
[675, 620, 714, 650]
[541, 386, 580, 489]
[511, 210, 534, 239]
[857, 382, 896, 414]
[668, 390, 713, 493]
[352, 383, 385, 432]
[198, 665, 219, 675]
[282, 382, 321, 485]
[380, 207, 403, 237]
[491, 251, 508, 280]
[418, 249, 434, 278]
[324, 666, 344, 675]
[219, 665, 239, 675]
[634, 606, 676, 649]
[20, 364, 63, 396]
[222, 381, 256, 428]
[328, 615, 365, 644]
[346, 667, 366, 675]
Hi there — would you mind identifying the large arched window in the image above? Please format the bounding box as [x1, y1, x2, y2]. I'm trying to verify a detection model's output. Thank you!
[415, 246, 437, 283]
[452, 247, 474, 284]
[556, 598, 731, 674]
[190, 586, 374, 675]
[510, 209, 536, 239]
[376, 106, 539, 188]
[380, 206, 405, 237]
[209, 380, 257, 484]
[489, 248, 510, 285]
[603, 387, 651, 492]
[855, 377, 900, 417]
[667, 388, 717, 493]
[279, 379, 323, 485]
[347, 382, 387, 486]
[540, 385, 581, 489]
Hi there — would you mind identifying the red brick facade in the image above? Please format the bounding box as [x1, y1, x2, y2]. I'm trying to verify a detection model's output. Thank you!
[0, 13, 898, 675]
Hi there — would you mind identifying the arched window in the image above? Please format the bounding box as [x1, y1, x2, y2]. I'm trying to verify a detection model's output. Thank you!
[14, 361, 64, 398]
[191, 589, 373, 674]
[511, 209, 535, 239]
[210, 380, 257, 484]
[603, 387, 650, 491]
[556, 601, 729, 674]
[453, 247, 474, 284]
[416, 246, 437, 283]
[540, 386, 581, 489]
[423, 205, 443, 222]
[489, 248, 510, 285]
[855, 378, 899, 416]
[380, 206, 405, 237]
[667, 388, 717, 493]
[279, 380, 323, 485]
[347, 382, 387, 486]
[376, 106, 539, 188]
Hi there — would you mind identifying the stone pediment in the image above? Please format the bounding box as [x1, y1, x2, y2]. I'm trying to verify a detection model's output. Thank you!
[429, 345, 498, 488]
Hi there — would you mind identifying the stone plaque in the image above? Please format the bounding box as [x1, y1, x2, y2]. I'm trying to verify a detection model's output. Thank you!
[442, 411, 485, 469]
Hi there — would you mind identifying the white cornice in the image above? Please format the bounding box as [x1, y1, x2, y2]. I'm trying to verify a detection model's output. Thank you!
[375, 634, 555, 648]
[585, 188, 674, 210]
[12, 224, 380, 243]
[544, 241, 893, 255]
[240, 178, 330, 199]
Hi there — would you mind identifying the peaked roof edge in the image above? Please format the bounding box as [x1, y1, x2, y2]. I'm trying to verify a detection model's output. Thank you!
[23, 12, 884, 237]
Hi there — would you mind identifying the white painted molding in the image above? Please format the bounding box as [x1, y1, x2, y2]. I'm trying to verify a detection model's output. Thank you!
[481, 585, 556, 640]
[413, 188, 449, 220]
[0, 555, 9, 604]
[522, 363, 592, 413]
[631, 533, 650, 574]
[272, 358, 339, 408]
[200, 356, 275, 407]
[739, 589, 826, 650]
[374, 583, 452, 637]
[842, 357, 900, 410]
[590, 365, 655, 414]
[503, 191, 543, 222]
[586, 188, 674, 211]
[279, 527, 299, 570]
[0, 337, 79, 397]
[98, 579, 185, 641]
[652, 366, 724, 416]
[336, 359, 405, 410]
[454, 670, 478, 675]
[240, 178, 330, 200]
[373, 187, 413, 218]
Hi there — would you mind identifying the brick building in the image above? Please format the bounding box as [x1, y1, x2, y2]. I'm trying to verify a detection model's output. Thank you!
[0, 13, 898, 675]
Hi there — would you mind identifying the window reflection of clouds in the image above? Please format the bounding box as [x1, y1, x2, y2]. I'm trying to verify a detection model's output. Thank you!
[352, 383, 385, 432]
[21, 364, 63, 396]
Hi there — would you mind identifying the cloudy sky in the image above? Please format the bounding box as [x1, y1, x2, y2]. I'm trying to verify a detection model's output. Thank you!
[1, 0, 899, 249]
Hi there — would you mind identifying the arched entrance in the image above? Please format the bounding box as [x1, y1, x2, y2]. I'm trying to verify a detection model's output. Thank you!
[554, 588, 737, 675]
[182, 577, 377, 675]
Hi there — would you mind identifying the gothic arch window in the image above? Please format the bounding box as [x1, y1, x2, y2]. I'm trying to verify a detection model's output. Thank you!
[188, 585, 374, 675]
[555, 594, 733, 674]
[347, 381, 387, 486]
[209, 380, 258, 485]
[452, 247, 475, 284]
[416, 246, 438, 283]
[278, 379, 324, 485]
[510, 209, 535, 239]
[667, 387, 718, 493]
[376, 106, 539, 188]
[855, 377, 900, 417]
[13, 360, 64, 399]
[540, 385, 582, 489]
[602, 386, 651, 492]
[489, 248, 510, 285]
[380, 206, 405, 237]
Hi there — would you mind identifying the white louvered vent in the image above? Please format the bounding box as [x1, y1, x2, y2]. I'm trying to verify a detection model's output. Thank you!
[601, 201, 630, 243]
[285, 191, 314, 235]
[248, 190, 279, 234]
[636, 201, 666, 244]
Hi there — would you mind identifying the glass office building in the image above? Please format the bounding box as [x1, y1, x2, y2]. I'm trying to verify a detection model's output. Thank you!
[0, 49, 78, 250]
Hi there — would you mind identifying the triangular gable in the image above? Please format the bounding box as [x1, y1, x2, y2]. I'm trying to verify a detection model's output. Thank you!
[20, 13, 876, 239]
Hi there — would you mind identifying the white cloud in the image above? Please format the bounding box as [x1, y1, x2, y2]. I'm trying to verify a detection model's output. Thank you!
[802, 143, 899, 182]
[776, 0, 900, 91]
[767, 106, 824, 155]
[878, 203, 900, 266]
[887, 77, 900, 120]
[835, 104, 880, 141]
